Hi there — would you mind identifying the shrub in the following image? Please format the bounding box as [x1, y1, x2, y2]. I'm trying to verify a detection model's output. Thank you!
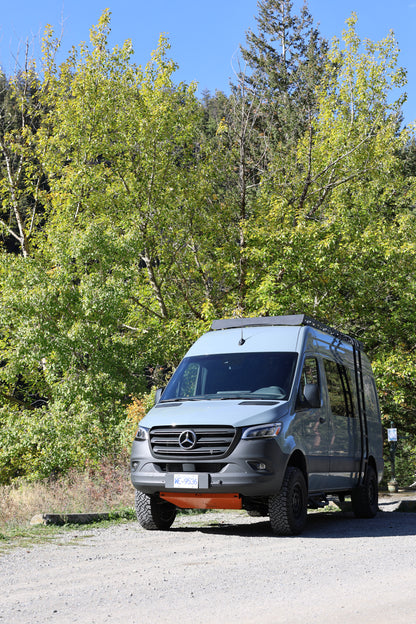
[0, 455, 133, 532]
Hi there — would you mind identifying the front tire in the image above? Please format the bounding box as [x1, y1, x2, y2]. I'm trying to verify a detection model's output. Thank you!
[351, 464, 378, 518]
[269, 467, 308, 536]
[135, 491, 177, 530]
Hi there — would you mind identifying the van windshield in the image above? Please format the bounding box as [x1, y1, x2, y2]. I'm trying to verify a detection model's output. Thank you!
[161, 352, 298, 402]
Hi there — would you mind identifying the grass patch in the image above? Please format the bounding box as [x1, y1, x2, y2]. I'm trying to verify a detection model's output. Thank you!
[0, 456, 136, 547]
[0, 523, 81, 553]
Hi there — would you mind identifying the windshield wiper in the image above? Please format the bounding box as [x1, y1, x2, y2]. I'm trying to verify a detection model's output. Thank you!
[218, 395, 249, 400]
[160, 394, 281, 402]
[160, 398, 195, 403]
[237, 395, 282, 401]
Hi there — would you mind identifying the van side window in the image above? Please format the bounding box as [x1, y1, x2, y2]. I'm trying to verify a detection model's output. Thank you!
[323, 359, 354, 418]
[296, 358, 320, 410]
[363, 375, 380, 421]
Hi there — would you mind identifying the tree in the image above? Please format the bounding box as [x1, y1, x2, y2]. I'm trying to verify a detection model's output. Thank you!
[0, 63, 46, 257]
[39, 13, 239, 326]
[245, 15, 416, 439]
[219, 0, 328, 310]
[2, 9, 416, 483]
[0, 12, 238, 480]
[240, 0, 328, 149]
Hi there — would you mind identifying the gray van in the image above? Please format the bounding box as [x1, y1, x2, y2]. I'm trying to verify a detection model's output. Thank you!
[130, 315, 384, 535]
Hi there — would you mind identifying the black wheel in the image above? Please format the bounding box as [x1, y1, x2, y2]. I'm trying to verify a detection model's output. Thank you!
[268, 467, 308, 536]
[134, 490, 177, 530]
[351, 464, 378, 518]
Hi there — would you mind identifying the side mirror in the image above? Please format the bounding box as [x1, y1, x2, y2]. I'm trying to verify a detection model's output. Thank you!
[154, 387, 165, 404]
[303, 383, 320, 409]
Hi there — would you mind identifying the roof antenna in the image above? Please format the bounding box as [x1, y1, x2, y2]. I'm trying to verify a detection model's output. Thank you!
[239, 328, 246, 346]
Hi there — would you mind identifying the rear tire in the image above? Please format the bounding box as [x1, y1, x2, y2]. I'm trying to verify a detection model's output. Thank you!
[269, 467, 307, 536]
[351, 465, 378, 518]
[135, 490, 177, 530]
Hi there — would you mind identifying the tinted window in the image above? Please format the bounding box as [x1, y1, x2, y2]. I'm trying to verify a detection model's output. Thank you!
[162, 352, 298, 401]
[296, 357, 320, 410]
[323, 359, 354, 417]
[363, 375, 380, 421]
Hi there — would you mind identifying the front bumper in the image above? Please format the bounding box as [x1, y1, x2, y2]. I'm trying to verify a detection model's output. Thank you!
[130, 437, 288, 498]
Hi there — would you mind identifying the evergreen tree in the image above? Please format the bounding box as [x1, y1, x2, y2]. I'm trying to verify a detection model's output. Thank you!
[221, 1, 328, 310]
[240, 0, 328, 148]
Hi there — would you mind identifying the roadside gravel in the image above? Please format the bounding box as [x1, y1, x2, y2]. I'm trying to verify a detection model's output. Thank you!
[1, 499, 416, 624]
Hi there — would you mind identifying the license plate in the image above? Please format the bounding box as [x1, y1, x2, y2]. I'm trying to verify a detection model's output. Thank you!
[173, 474, 199, 489]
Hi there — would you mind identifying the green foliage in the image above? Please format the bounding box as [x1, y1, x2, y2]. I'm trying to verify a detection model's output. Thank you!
[240, 0, 328, 148]
[0, 68, 46, 256]
[0, 11, 235, 482]
[0, 401, 126, 482]
[1, 9, 416, 483]
[245, 16, 416, 440]
[390, 438, 416, 487]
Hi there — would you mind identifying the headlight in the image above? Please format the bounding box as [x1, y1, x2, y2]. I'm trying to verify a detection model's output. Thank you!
[134, 426, 149, 441]
[242, 422, 282, 440]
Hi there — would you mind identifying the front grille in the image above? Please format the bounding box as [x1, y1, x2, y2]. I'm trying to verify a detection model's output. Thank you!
[149, 425, 237, 458]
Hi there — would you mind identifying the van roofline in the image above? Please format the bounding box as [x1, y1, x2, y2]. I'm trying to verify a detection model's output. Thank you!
[210, 314, 364, 351]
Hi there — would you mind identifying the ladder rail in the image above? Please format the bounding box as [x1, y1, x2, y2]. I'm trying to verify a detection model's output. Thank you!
[353, 345, 369, 485]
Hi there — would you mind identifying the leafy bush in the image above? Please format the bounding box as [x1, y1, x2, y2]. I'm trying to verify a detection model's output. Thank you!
[125, 391, 155, 442]
[383, 436, 416, 487]
[0, 400, 130, 483]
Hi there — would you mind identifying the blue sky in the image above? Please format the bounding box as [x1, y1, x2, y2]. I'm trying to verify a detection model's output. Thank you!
[1, 1, 416, 125]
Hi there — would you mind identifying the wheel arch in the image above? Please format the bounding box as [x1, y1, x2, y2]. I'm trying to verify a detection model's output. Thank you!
[287, 449, 308, 490]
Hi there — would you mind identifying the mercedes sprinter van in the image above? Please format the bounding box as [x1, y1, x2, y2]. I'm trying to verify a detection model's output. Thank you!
[130, 315, 384, 535]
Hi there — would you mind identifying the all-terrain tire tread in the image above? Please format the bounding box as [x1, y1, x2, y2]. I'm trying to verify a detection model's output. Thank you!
[134, 490, 176, 530]
[268, 467, 307, 536]
[135, 491, 158, 530]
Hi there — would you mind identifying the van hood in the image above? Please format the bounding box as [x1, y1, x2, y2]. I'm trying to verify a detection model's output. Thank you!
[140, 399, 289, 429]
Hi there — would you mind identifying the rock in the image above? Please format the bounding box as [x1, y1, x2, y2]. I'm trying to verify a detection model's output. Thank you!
[30, 514, 46, 526]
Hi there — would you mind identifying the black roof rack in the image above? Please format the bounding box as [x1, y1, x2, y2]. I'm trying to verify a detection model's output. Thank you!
[210, 314, 363, 350]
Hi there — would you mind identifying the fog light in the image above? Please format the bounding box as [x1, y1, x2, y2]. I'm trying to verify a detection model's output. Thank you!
[249, 461, 267, 471]
[131, 461, 139, 471]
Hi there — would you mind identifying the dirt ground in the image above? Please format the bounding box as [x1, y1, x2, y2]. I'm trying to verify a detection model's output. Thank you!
[1, 492, 416, 624]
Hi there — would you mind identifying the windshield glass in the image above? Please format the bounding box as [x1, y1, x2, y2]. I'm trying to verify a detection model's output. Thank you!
[161, 352, 298, 401]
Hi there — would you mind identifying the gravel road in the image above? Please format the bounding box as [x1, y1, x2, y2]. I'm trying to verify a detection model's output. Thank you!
[1, 504, 416, 624]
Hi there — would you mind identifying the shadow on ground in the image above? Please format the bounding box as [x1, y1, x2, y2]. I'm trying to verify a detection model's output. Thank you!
[170, 504, 416, 539]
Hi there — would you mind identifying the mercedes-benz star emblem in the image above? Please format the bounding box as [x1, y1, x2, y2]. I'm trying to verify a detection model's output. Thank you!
[178, 429, 197, 450]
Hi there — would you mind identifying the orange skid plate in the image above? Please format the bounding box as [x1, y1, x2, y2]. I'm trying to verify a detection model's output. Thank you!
[160, 492, 242, 510]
